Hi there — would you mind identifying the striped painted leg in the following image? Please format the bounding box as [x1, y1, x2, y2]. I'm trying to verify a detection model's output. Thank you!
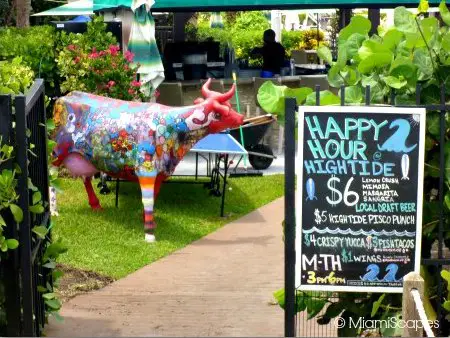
[138, 174, 157, 243]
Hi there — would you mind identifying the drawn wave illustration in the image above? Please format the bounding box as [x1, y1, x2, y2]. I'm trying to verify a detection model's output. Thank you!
[302, 227, 416, 237]
[377, 119, 417, 153]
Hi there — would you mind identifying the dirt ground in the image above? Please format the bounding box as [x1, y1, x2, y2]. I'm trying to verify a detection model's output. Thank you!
[56, 264, 114, 303]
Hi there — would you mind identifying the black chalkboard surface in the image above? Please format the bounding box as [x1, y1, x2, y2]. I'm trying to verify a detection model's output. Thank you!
[296, 106, 426, 293]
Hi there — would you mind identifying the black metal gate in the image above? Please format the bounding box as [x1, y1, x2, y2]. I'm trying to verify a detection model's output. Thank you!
[284, 84, 450, 337]
[0, 79, 52, 336]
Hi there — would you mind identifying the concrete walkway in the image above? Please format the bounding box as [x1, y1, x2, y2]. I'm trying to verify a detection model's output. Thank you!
[46, 198, 284, 337]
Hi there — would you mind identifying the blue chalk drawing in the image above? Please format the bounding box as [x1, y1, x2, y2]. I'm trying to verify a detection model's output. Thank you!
[382, 264, 401, 282]
[378, 119, 417, 153]
[361, 264, 380, 281]
[305, 178, 317, 201]
[401, 154, 410, 180]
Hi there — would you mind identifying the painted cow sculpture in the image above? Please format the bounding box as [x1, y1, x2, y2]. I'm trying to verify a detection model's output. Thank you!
[51, 79, 243, 242]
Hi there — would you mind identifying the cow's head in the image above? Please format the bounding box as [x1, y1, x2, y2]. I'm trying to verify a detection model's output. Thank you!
[192, 79, 244, 134]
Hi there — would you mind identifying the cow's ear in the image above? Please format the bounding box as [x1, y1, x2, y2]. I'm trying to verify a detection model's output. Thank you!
[194, 98, 205, 104]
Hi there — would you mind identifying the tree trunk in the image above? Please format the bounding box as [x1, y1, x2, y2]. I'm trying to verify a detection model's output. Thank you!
[15, 0, 30, 27]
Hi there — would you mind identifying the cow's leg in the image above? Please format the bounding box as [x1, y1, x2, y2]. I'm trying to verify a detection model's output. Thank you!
[137, 172, 158, 243]
[61, 152, 101, 210]
[83, 177, 102, 210]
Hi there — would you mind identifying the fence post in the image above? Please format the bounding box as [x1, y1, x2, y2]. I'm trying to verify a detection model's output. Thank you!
[402, 272, 424, 337]
[15, 94, 35, 336]
[284, 97, 297, 337]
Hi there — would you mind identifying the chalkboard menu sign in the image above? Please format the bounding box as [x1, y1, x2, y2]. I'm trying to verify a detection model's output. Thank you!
[296, 106, 426, 293]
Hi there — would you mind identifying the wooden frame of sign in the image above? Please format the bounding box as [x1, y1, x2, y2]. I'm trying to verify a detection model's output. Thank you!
[296, 106, 426, 293]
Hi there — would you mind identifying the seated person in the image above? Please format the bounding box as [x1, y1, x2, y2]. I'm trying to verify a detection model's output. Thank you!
[250, 29, 286, 75]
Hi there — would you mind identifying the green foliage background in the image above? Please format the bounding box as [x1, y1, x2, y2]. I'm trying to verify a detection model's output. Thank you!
[186, 11, 325, 67]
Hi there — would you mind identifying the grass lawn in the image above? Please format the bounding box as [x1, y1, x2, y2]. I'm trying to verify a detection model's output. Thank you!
[53, 175, 284, 279]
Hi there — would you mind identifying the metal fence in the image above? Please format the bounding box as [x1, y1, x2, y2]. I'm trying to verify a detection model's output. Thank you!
[0, 79, 51, 336]
[284, 84, 450, 337]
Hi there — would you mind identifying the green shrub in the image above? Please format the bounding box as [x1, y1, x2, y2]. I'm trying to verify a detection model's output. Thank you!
[191, 22, 233, 54]
[0, 25, 56, 87]
[232, 29, 264, 66]
[57, 44, 143, 101]
[186, 11, 270, 61]
[0, 57, 34, 95]
[55, 16, 143, 100]
[282, 30, 304, 57]
[232, 11, 270, 32]
[228, 12, 269, 66]
[56, 15, 117, 54]
[185, 12, 321, 66]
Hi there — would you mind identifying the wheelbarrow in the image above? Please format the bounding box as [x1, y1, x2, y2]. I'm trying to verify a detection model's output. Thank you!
[229, 114, 277, 170]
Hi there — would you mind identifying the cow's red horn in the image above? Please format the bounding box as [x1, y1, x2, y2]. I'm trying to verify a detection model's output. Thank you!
[201, 78, 213, 98]
[217, 84, 236, 103]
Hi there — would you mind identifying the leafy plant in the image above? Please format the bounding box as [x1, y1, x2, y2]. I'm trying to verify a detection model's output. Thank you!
[38, 236, 68, 322]
[186, 11, 324, 67]
[232, 11, 270, 32]
[0, 140, 20, 255]
[0, 139, 21, 332]
[56, 16, 144, 101]
[299, 28, 327, 51]
[232, 30, 266, 67]
[0, 77, 67, 333]
[0, 57, 34, 95]
[257, 80, 338, 124]
[56, 15, 117, 56]
[274, 289, 403, 336]
[0, 25, 56, 90]
[282, 30, 304, 57]
[57, 44, 144, 101]
[186, 19, 233, 55]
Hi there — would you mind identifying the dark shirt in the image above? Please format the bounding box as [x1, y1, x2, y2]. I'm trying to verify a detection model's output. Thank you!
[251, 42, 286, 74]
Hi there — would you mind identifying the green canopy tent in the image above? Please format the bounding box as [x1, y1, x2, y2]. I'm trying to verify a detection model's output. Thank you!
[93, 0, 439, 12]
[34, 0, 439, 20]
[31, 0, 128, 16]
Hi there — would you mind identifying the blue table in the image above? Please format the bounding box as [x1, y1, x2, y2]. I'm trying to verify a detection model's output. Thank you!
[191, 133, 247, 154]
[190, 133, 247, 217]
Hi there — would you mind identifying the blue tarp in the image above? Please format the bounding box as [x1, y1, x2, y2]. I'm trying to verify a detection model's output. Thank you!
[68, 15, 92, 22]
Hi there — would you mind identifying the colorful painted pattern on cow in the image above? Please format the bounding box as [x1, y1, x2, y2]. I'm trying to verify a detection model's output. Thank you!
[53, 91, 211, 180]
[52, 81, 243, 241]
